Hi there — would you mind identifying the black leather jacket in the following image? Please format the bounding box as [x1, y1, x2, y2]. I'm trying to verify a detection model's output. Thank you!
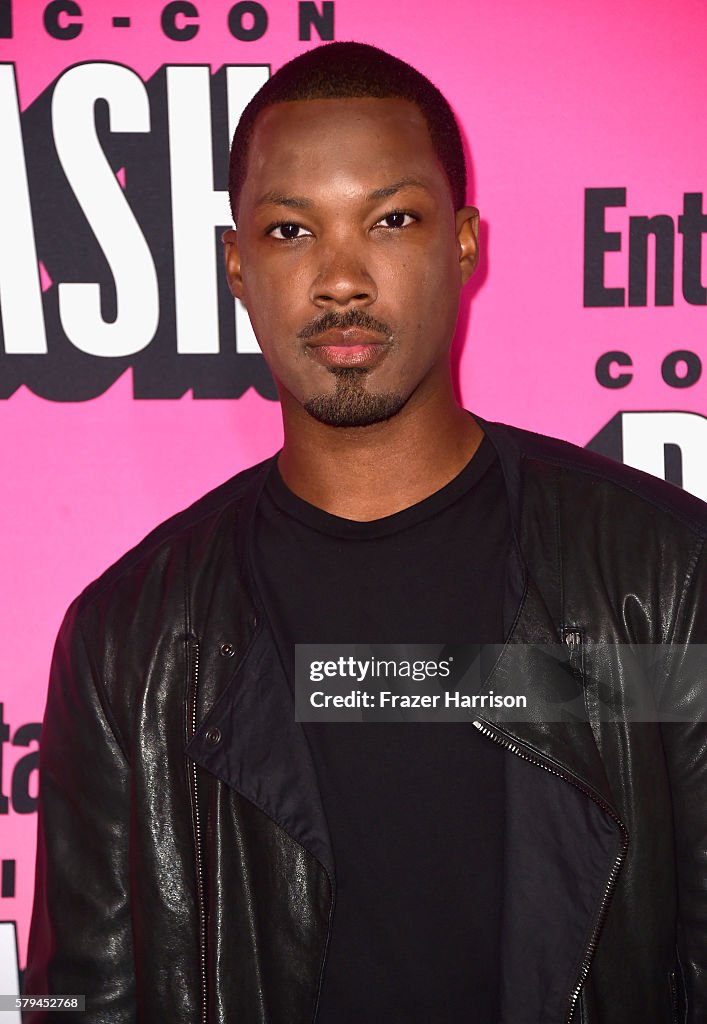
[24, 416, 707, 1023]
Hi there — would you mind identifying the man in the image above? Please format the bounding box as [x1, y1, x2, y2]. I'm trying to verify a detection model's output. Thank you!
[24, 41, 707, 1023]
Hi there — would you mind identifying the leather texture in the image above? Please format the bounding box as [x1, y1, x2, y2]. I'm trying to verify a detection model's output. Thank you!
[23, 416, 707, 1023]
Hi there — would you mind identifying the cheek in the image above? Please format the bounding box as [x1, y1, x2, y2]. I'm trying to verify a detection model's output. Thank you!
[379, 236, 456, 293]
[243, 258, 310, 318]
[384, 252, 456, 328]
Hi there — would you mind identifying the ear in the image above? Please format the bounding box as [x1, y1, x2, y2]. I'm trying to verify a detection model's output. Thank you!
[222, 228, 246, 305]
[455, 206, 479, 285]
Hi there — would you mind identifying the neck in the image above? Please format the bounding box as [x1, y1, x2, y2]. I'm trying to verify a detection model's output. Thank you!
[276, 379, 483, 521]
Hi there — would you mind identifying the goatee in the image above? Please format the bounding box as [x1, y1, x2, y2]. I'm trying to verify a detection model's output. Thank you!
[303, 368, 406, 427]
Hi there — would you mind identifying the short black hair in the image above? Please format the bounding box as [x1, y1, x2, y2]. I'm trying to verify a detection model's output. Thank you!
[228, 41, 467, 221]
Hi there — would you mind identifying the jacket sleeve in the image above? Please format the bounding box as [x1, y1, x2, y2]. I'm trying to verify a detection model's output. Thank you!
[23, 596, 136, 1023]
[659, 532, 707, 1024]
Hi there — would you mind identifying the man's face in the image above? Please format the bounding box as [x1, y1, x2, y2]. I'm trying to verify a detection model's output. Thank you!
[224, 96, 478, 427]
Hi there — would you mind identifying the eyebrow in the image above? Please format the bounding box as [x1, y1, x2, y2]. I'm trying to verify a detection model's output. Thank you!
[365, 177, 428, 201]
[255, 177, 429, 210]
[255, 191, 312, 210]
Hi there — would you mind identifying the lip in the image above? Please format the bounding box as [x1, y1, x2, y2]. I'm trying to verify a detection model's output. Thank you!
[306, 328, 390, 369]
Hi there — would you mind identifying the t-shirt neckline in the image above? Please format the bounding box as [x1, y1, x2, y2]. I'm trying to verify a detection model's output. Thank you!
[263, 433, 496, 540]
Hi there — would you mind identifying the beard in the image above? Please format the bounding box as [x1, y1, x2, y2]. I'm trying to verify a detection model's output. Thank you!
[303, 368, 407, 427]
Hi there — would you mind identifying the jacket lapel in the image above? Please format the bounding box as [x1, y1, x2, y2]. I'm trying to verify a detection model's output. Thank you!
[185, 455, 335, 884]
[483, 572, 620, 814]
[478, 417, 627, 1023]
[186, 618, 335, 884]
[479, 415, 621, 815]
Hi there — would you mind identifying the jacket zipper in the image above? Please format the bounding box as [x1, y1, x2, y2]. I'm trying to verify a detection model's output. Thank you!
[311, 877, 336, 1023]
[559, 628, 629, 1020]
[672, 943, 688, 1024]
[472, 646, 629, 1024]
[669, 967, 678, 1023]
[187, 637, 208, 1024]
[563, 628, 582, 665]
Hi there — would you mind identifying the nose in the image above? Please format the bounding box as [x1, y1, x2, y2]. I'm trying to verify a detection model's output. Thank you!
[309, 238, 378, 308]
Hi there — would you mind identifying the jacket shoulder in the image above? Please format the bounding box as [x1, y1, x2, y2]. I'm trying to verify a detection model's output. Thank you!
[493, 419, 707, 536]
[74, 455, 274, 614]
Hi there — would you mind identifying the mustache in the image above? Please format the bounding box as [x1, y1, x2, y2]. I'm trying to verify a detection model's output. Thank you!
[297, 308, 392, 341]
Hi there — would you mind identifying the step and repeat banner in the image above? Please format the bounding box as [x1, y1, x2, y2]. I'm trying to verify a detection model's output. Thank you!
[1, 0, 705, 999]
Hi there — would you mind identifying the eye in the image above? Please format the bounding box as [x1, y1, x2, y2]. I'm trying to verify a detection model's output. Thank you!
[268, 222, 313, 240]
[376, 210, 417, 229]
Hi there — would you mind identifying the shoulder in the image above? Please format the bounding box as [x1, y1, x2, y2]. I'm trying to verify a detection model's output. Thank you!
[486, 418, 707, 538]
[73, 455, 274, 618]
[482, 419, 707, 640]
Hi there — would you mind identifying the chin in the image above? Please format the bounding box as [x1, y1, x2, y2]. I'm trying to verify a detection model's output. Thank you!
[303, 371, 407, 427]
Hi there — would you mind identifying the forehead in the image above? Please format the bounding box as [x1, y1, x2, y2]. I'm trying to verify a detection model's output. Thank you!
[241, 96, 448, 206]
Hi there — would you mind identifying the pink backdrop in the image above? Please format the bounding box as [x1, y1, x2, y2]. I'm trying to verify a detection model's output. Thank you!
[1, 0, 706, 991]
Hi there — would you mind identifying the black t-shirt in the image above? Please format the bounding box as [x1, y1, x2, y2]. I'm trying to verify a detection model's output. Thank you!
[252, 435, 510, 1023]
